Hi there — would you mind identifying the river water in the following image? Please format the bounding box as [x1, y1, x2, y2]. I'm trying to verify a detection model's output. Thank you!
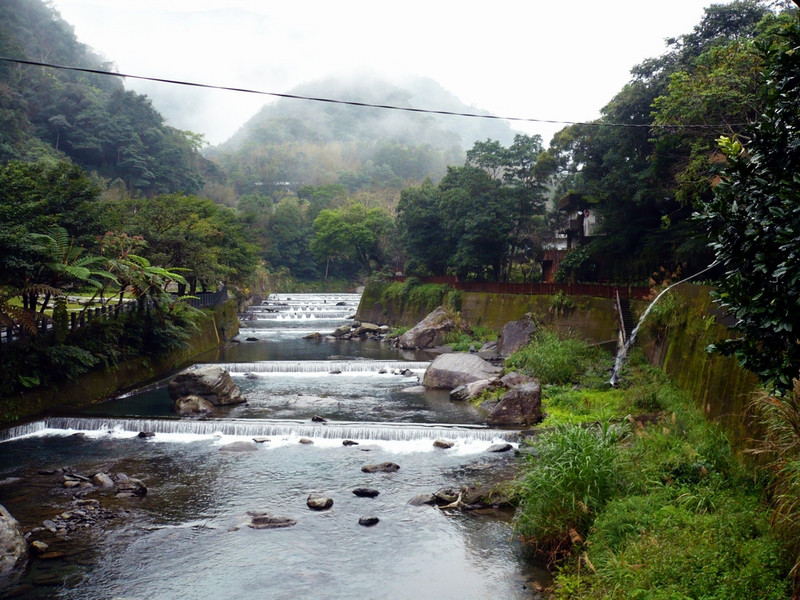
[0, 293, 544, 599]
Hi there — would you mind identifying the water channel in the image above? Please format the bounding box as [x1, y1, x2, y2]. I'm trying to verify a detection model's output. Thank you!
[0, 293, 544, 599]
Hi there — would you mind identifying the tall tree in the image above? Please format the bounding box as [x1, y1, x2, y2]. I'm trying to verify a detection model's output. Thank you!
[696, 16, 800, 391]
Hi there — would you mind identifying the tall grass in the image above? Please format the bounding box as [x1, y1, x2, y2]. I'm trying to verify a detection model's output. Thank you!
[750, 380, 800, 592]
[505, 329, 606, 386]
[541, 379, 791, 599]
[515, 422, 624, 557]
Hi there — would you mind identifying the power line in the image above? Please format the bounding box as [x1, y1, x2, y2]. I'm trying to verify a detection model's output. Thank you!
[0, 56, 739, 131]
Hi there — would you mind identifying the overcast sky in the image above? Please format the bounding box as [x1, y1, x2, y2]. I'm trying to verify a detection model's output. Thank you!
[50, 0, 731, 147]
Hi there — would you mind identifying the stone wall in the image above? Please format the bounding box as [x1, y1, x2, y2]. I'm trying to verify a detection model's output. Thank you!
[357, 282, 760, 441]
[637, 284, 759, 439]
[0, 299, 239, 427]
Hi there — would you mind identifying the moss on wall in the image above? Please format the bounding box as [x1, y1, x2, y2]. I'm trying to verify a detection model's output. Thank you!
[357, 282, 619, 343]
[357, 282, 760, 443]
[0, 300, 239, 427]
[638, 284, 759, 440]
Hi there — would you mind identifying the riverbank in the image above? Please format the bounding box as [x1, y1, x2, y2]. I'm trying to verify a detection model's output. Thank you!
[356, 280, 760, 445]
[0, 299, 239, 427]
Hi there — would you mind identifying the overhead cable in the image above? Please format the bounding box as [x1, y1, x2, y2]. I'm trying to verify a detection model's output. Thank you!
[0, 56, 742, 130]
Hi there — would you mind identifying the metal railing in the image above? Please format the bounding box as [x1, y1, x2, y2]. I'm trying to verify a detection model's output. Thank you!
[1, 286, 228, 345]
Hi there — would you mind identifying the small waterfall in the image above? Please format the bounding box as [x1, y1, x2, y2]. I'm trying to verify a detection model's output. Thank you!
[211, 360, 429, 374]
[2, 416, 509, 443]
[0, 420, 47, 442]
[610, 265, 715, 385]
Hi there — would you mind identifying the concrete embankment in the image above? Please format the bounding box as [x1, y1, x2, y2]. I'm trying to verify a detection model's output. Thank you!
[0, 300, 239, 427]
[357, 282, 759, 442]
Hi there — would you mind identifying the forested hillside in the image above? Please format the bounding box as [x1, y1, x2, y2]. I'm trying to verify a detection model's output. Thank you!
[544, 0, 793, 281]
[0, 0, 216, 195]
[208, 75, 516, 196]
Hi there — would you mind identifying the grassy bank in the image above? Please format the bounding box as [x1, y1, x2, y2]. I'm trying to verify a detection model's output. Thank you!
[506, 332, 792, 598]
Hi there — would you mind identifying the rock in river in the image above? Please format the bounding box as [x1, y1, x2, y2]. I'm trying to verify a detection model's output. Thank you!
[396, 306, 463, 350]
[422, 353, 501, 390]
[361, 462, 400, 473]
[168, 365, 246, 406]
[0, 504, 27, 585]
[219, 441, 259, 453]
[174, 394, 216, 417]
[307, 495, 334, 511]
[248, 511, 297, 529]
[486, 381, 543, 427]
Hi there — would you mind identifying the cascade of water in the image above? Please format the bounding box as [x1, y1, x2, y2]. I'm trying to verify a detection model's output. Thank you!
[2, 416, 508, 443]
[210, 360, 429, 374]
[0, 419, 46, 441]
[609, 264, 715, 386]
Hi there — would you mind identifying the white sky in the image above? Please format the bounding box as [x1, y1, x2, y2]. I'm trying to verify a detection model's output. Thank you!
[50, 0, 729, 147]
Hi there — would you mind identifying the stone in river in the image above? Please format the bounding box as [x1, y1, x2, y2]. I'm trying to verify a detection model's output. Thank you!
[433, 439, 454, 449]
[91, 473, 114, 488]
[219, 441, 259, 452]
[352, 488, 380, 498]
[307, 495, 334, 511]
[248, 512, 297, 529]
[408, 494, 437, 506]
[358, 516, 379, 527]
[486, 443, 513, 453]
[361, 462, 400, 473]
[342, 440, 359, 446]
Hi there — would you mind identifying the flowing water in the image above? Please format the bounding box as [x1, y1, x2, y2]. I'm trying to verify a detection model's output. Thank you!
[0, 292, 545, 599]
[609, 265, 716, 386]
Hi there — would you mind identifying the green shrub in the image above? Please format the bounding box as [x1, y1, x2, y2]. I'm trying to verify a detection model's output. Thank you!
[379, 280, 456, 315]
[556, 485, 790, 600]
[750, 381, 800, 591]
[540, 386, 628, 427]
[639, 289, 687, 341]
[443, 324, 497, 352]
[515, 422, 624, 551]
[505, 329, 605, 385]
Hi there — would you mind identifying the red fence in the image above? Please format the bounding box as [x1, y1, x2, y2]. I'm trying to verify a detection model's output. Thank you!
[391, 277, 651, 300]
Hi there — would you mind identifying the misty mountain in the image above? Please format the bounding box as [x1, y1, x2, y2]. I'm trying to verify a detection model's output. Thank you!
[0, 0, 215, 195]
[214, 74, 516, 154]
[209, 74, 518, 194]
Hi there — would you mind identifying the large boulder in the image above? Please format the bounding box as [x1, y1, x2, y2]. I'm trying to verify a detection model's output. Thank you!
[497, 317, 538, 357]
[0, 504, 27, 584]
[486, 381, 543, 426]
[174, 395, 216, 416]
[396, 307, 463, 349]
[168, 366, 245, 406]
[449, 379, 493, 402]
[422, 353, 501, 390]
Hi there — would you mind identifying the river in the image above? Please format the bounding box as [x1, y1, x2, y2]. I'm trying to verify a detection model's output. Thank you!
[0, 292, 545, 599]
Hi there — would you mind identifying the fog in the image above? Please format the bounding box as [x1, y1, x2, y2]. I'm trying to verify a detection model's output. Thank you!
[51, 0, 730, 146]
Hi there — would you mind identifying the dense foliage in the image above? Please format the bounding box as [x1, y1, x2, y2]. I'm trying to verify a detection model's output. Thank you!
[396, 134, 550, 280]
[544, 1, 793, 281]
[510, 339, 791, 598]
[0, 158, 257, 396]
[696, 17, 800, 391]
[0, 0, 215, 194]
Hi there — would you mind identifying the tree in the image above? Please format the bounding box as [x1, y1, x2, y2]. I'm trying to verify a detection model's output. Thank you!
[310, 203, 392, 278]
[544, 1, 777, 281]
[396, 179, 450, 275]
[696, 17, 800, 391]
